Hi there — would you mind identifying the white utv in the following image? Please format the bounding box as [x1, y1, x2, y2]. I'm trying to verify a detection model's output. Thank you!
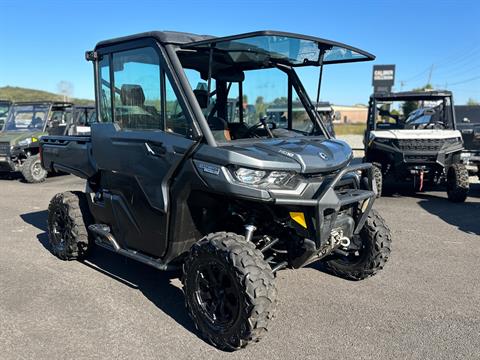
[364, 90, 469, 202]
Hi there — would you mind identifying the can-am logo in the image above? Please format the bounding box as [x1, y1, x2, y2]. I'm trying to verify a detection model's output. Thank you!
[318, 152, 328, 160]
[278, 149, 295, 157]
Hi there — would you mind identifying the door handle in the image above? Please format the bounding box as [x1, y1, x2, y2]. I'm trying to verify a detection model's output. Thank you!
[145, 142, 166, 157]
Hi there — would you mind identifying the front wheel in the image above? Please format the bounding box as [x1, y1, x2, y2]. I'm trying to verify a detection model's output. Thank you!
[21, 154, 47, 183]
[323, 209, 392, 280]
[183, 232, 277, 351]
[47, 191, 93, 260]
[446, 163, 469, 203]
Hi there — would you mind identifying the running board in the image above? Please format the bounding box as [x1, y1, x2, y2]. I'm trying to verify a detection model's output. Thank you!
[88, 224, 177, 271]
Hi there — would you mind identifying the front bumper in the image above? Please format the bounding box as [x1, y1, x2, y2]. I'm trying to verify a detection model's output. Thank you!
[273, 163, 376, 251]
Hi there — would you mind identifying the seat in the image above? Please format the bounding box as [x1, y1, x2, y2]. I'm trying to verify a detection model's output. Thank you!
[193, 89, 231, 141]
[119, 84, 160, 129]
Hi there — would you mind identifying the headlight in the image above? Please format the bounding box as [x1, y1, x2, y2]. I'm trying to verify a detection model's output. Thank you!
[232, 167, 296, 188]
[18, 138, 33, 146]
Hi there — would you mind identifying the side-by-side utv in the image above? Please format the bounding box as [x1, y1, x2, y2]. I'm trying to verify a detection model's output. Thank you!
[0, 102, 96, 182]
[364, 90, 469, 202]
[41, 30, 392, 350]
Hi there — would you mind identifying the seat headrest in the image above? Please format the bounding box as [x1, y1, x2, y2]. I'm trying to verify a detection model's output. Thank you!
[193, 89, 208, 109]
[120, 84, 145, 106]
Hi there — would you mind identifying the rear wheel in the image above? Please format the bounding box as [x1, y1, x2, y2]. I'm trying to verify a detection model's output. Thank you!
[323, 209, 392, 280]
[47, 191, 92, 260]
[183, 232, 277, 351]
[446, 163, 469, 203]
[21, 154, 47, 183]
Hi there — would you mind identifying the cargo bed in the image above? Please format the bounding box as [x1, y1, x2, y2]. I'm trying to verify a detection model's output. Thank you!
[40, 135, 96, 179]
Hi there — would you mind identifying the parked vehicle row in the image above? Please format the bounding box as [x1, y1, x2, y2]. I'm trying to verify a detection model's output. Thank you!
[2, 29, 473, 352]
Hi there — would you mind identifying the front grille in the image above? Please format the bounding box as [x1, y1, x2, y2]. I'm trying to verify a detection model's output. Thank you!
[397, 139, 445, 152]
[405, 154, 437, 162]
[0, 142, 10, 155]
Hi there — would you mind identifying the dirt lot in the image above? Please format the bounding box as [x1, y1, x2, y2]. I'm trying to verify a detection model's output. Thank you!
[0, 173, 479, 360]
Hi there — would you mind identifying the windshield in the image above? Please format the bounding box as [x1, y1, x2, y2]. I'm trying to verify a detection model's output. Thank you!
[373, 97, 454, 130]
[3, 104, 50, 132]
[179, 64, 322, 142]
[183, 32, 374, 66]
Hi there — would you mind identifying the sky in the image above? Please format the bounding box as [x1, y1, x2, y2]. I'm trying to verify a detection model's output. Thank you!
[0, 0, 479, 105]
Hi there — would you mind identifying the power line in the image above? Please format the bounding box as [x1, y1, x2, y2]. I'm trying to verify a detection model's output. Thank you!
[448, 75, 480, 86]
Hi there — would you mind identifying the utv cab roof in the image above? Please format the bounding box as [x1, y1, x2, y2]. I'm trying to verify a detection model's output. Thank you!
[12, 101, 74, 106]
[95, 30, 375, 67]
[372, 90, 453, 102]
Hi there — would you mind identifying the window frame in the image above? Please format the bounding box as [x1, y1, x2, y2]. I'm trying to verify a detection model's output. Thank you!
[94, 38, 199, 138]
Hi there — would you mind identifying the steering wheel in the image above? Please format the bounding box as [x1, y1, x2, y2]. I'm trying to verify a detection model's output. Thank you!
[245, 117, 277, 138]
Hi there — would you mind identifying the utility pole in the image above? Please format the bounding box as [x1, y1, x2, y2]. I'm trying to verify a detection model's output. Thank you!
[427, 64, 434, 86]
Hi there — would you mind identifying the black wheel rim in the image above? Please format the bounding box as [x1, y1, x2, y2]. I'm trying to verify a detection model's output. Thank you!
[194, 260, 241, 329]
[51, 204, 72, 251]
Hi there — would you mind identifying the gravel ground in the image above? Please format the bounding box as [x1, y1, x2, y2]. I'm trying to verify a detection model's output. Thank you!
[0, 173, 479, 360]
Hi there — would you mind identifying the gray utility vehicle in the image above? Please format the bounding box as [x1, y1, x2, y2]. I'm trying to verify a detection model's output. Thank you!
[0, 100, 12, 130]
[41, 30, 392, 350]
[456, 105, 480, 178]
[364, 91, 469, 202]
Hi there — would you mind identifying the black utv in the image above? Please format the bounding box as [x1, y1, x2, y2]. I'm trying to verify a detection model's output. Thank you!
[456, 105, 480, 178]
[40, 30, 391, 350]
[364, 91, 469, 202]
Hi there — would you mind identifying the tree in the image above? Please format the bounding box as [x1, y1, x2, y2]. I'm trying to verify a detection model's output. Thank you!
[401, 84, 432, 116]
[467, 98, 479, 106]
[57, 81, 74, 102]
[255, 96, 266, 118]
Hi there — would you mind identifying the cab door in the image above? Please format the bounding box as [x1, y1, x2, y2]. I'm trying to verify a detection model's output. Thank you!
[92, 41, 197, 257]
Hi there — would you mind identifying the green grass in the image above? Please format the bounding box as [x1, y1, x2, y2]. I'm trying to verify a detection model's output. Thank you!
[0, 86, 93, 105]
[334, 123, 366, 135]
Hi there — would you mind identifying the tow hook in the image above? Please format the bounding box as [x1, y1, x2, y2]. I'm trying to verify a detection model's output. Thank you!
[419, 170, 424, 191]
[330, 229, 351, 249]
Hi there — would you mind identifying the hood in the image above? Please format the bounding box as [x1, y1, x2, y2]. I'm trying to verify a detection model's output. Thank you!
[213, 137, 353, 174]
[0, 131, 45, 145]
[371, 129, 462, 140]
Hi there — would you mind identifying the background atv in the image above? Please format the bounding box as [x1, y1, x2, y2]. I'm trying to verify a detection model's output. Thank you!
[364, 90, 469, 202]
[41, 30, 391, 350]
[456, 104, 480, 179]
[0, 102, 93, 183]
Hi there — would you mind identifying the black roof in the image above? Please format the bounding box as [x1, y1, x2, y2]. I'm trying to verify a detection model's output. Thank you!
[372, 90, 453, 101]
[94, 30, 374, 64]
[95, 31, 213, 49]
[0, 99, 12, 104]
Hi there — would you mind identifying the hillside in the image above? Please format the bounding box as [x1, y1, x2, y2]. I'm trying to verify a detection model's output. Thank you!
[0, 86, 93, 105]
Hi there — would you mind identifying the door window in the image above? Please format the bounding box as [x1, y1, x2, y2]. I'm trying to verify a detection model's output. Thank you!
[111, 47, 163, 130]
